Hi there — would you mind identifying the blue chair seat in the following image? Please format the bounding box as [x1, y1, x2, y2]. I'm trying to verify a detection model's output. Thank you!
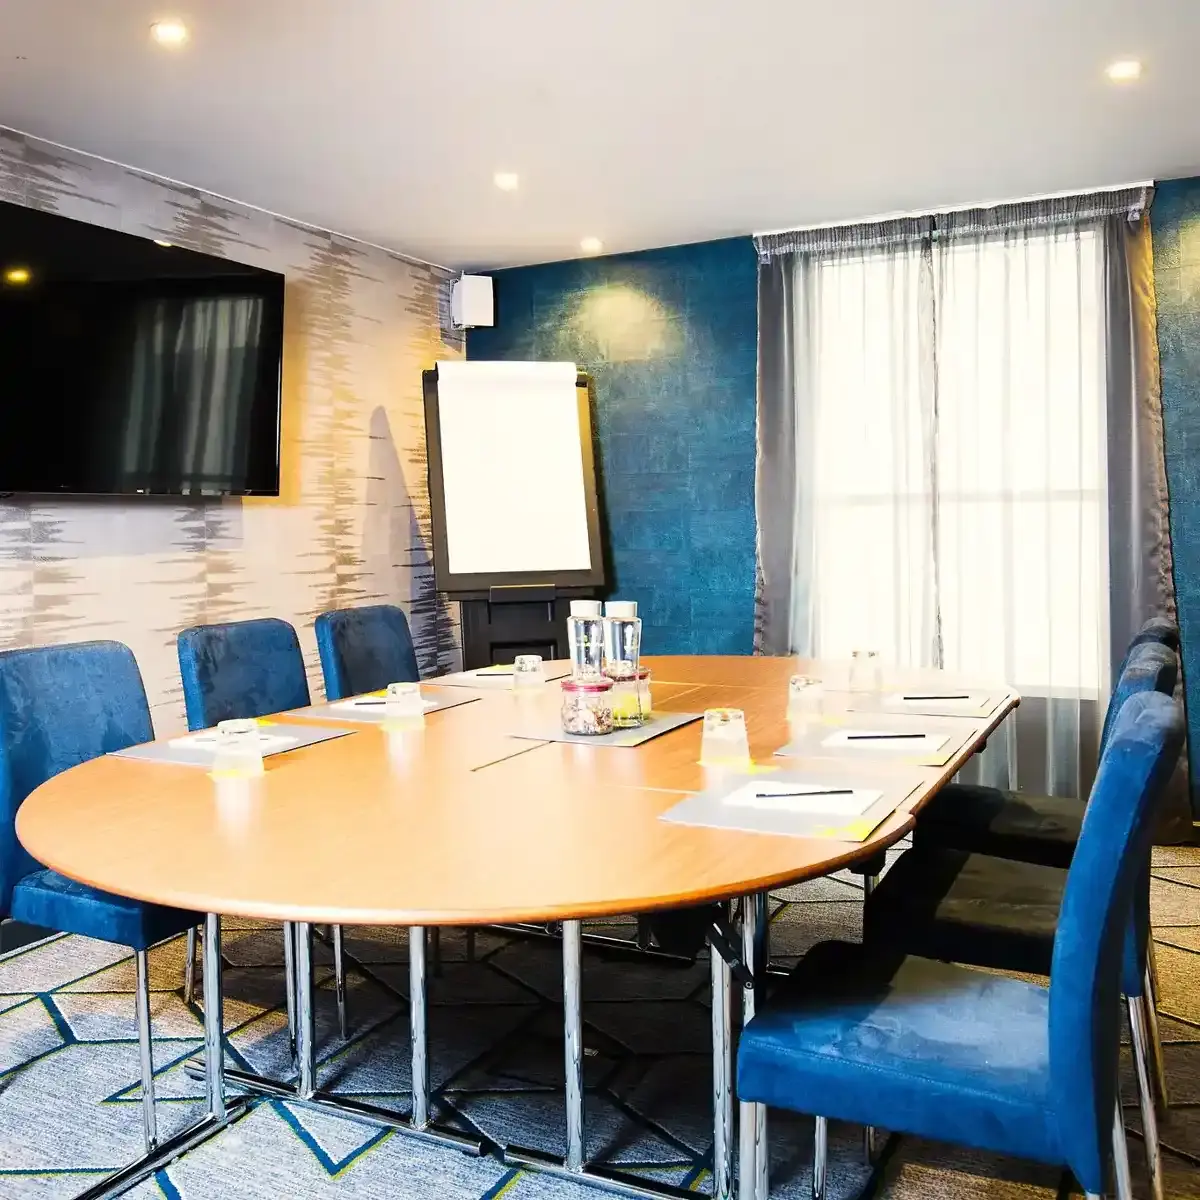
[913, 785, 1081, 868]
[863, 846, 1062, 977]
[738, 940, 1062, 1166]
[10, 869, 198, 952]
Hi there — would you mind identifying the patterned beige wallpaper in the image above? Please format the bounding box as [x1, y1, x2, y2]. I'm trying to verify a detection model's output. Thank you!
[0, 127, 463, 732]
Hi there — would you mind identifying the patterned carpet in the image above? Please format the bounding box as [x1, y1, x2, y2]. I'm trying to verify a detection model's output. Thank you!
[1, 844, 1198, 1200]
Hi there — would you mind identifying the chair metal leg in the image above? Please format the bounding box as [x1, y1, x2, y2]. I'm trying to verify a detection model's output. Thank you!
[812, 1115, 827, 1200]
[332, 924, 347, 1040]
[1142, 962, 1170, 1114]
[864, 1124, 878, 1163]
[184, 925, 199, 1005]
[134, 949, 158, 1153]
[1112, 1100, 1134, 1200]
[1128, 995, 1165, 1200]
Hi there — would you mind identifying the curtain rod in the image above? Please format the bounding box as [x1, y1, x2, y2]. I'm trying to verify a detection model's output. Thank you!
[752, 180, 1155, 240]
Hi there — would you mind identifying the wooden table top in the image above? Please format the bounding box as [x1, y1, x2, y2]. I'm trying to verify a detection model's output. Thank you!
[15, 656, 1017, 927]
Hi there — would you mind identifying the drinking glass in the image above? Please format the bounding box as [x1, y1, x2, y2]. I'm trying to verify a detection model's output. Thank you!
[385, 681, 426, 719]
[848, 650, 882, 695]
[787, 674, 824, 734]
[212, 718, 264, 777]
[513, 654, 545, 690]
[700, 708, 751, 768]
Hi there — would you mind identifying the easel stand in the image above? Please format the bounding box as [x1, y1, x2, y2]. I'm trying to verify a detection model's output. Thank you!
[457, 585, 596, 671]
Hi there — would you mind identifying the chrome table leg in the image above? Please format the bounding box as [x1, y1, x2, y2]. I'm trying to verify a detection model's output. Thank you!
[332, 923, 348, 1040]
[563, 918, 585, 1172]
[410, 926, 430, 1130]
[740, 894, 768, 1200]
[282, 920, 297, 1057]
[711, 919, 734, 1200]
[183, 926, 199, 1005]
[134, 949, 158, 1152]
[294, 922, 316, 1099]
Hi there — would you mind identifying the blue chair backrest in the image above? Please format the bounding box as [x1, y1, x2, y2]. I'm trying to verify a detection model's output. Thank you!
[0, 641, 153, 915]
[314, 604, 420, 701]
[1098, 639, 1176, 755]
[1048, 690, 1183, 1193]
[1127, 615, 1180, 655]
[177, 618, 310, 731]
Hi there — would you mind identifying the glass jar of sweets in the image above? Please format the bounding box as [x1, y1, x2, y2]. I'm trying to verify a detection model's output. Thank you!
[610, 667, 652, 728]
[561, 677, 614, 736]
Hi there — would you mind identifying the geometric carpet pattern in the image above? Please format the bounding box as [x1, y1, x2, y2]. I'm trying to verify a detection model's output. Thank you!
[1, 845, 1198, 1200]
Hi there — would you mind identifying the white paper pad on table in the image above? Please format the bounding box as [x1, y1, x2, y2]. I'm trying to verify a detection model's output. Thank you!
[331, 697, 437, 712]
[170, 730, 300, 753]
[660, 769, 922, 842]
[304, 690, 479, 721]
[720, 782, 884, 817]
[432, 664, 573, 689]
[849, 689, 1008, 718]
[821, 729, 950, 753]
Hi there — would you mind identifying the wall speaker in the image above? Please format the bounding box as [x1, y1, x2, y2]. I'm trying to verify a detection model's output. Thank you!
[451, 274, 494, 329]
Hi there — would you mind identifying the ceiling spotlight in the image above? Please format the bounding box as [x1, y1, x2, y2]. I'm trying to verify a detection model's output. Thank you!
[579, 236, 603, 255]
[1105, 59, 1142, 83]
[150, 20, 189, 47]
[3, 267, 31, 285]
[493, 172, 520, 192]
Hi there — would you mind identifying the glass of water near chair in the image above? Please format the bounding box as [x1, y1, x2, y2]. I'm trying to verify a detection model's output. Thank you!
[738, 687, 1183, 1200]
[177, 616, 351, 1041]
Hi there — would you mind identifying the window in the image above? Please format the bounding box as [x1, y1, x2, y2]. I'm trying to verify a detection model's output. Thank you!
[800, 227, 1108, 694]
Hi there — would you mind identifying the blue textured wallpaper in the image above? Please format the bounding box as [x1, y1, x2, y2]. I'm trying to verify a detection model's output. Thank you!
[1153, 179, 1200, 813]
[467, 238, 759, 655]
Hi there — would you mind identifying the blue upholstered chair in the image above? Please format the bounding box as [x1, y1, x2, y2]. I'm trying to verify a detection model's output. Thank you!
[914, 617, 1180, 869]
[862, 643, 1179, 1200]
[177, 618, 349, 1039]
[0, 641, 201, 1154]
[314, 604, 420, 701]
[738, 690, 1183, 1200]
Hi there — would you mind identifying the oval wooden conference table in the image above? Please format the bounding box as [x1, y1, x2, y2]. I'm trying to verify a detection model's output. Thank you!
[18, 655, 1018, 1200]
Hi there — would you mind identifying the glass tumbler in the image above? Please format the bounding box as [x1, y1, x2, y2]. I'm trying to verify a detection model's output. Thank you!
[848, 650, 882, 695]
[212, 718, 264, 777]
[787, 674, 824, 734]
[513, 654, 545, 690]
[385, 681, 426, 720]
[700, 708, 751, 768]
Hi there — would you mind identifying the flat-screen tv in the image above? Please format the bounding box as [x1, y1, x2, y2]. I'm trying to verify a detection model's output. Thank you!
[0, 199, 285, 496]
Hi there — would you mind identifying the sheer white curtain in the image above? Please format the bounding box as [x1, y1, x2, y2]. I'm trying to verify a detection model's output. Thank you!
[787, 225, 1109, 795]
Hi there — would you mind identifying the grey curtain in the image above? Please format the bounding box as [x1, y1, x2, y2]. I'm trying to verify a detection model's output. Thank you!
[1105, 215, 1191, 831]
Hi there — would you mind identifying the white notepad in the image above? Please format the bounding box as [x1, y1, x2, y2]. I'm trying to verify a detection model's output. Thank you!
[721, 782, 884, 816]
[169, 731, 300, 753]
[821, 729, 950, 753]
[331, 696, 437, 712]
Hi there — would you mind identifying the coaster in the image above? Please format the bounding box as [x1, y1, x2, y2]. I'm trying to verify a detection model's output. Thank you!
[660, 768, 923, 842]
[112, 722, 354, 768]
[508, 710, 702, 747]
[304, 690, 479, 722]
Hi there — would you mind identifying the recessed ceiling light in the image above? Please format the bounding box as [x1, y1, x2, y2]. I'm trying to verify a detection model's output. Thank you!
[1105, 59, 1142, 83]
[150, 20, 189, 47]
[3, 267, 31, 285]
[580, 237, 603, 255]
[493, 172, 520, 192]
[154, 239, 173, 247]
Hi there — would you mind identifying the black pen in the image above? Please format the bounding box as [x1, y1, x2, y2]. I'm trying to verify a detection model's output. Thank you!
[754, 788, 854, 798]
[902, 694, 970, 700]
[350, 699, 388, 705]
[847, 733, 925, 740]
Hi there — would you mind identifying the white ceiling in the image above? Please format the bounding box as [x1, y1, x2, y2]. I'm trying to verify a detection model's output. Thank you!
[2, 0, 1199, 269]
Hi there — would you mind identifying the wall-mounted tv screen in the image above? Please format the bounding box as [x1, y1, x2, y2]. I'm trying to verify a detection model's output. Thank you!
[0, 199, 284, 496]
